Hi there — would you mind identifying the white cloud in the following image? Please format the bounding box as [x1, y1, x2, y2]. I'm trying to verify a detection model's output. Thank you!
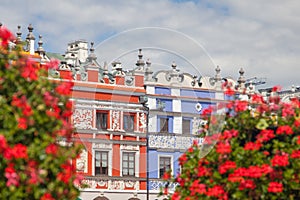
[0, 0, 299, 89]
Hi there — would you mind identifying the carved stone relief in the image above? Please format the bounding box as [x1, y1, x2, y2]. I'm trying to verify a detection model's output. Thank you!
[76, 149, 88, 173]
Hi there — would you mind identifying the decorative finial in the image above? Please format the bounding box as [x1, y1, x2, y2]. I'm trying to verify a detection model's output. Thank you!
[16, 25, 22, 42]
[26, 24, 35, 40]
[136, 48, 145, 67]
[146, 58, 151, 66]
[171, 61, 177, 69]
[37, 35, 45, 53]
[237, 67, 246, 89]
[88, 42, 97, 60]
[215, 65, 221, 82]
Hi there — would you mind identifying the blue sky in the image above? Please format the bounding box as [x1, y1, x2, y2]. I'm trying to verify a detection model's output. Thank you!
[1, 0, 300, 89]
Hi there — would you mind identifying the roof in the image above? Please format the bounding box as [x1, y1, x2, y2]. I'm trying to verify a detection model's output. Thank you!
[45, 52, 65, 61]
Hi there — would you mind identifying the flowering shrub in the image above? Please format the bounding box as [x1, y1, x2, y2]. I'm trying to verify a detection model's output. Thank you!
[0, 27, 82, 199]
[166, 87, 300, 199]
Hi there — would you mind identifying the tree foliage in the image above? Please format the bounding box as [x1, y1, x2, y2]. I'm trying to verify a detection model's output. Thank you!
[0, 26, 82, 199]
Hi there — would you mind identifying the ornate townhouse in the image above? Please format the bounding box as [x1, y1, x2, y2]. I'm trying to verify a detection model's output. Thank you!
[10, 23, 287, 200]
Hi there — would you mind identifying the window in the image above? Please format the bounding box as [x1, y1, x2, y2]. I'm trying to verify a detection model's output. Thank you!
[123, 114, 134, 132]
[96, 112, 108, 130]
[182, 118, 191, 135]
[122, 152, 135, 176]
[159, 157, 171, 178]
[95, 151, 108, 175]
[160, 118, 169, 133]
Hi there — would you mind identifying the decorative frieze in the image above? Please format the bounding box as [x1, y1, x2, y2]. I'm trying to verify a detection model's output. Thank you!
[120, 144, 139, 151]
[148, 135, 203, 150]
[92, 143, 112, 149]
[139, 112, 147, 131]
[73, 109, 93, 129]
[81, 179, 140, 190]
[149, 180, 179, 191]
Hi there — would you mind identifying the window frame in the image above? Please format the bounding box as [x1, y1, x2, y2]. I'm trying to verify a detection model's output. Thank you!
[182, 118, 192, 135]
[158, 156, 172, 178]
[160, 117, 169, 133]
[94, 151, 109, 176]
[96, 111, 108, 130]
[122, 152, 136, 177]
[123, 113, 135, 132]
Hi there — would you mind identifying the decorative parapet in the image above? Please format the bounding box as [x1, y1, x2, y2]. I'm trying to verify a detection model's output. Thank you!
[148, 134, 203, 150]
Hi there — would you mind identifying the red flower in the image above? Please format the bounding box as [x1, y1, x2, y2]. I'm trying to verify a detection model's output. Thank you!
[22, 103, 33, 116]
[216, 142, 231, 154]
[272, 85, 281, 92]
[12, 143, 28, 159]
[235, 100, 248, 112]
[251, 94, 264, 104]
[239, 179, 256, 190]
[0, 135, 7, 152]
[179, 153, 187, 165]
[256, 129, 275, 143]
[206, 185, 225, 198]
[202, 106, 213, 116]
[0, 26, 14, 47]
[218, 161, 236, 174]
[294, 119, 300, 127]
[21, 59, 38, 81]
[268, 182, 283, 193]
[57, 162, 74, 184]
[282, 103, 295, 117]
[18, 117, 27, 129]
[197, 166, 209, 177]
[171, 192, 181, 200]
[55, 81, 73, 95]
[45, 144, 58, 155]
[40, 193, 55, 200]
[276, 125, 293, 135]
[162, 171, 171, 181]
[45, 59, 59, 70]
[244, 142, 261, 151]
[224, 87, 235, 96]
[298, 136, 300, 145]
[5, 163, 19, 187]
[271, 154, 289, 167]
[291, 150, 300, 159]
[228, 174, 244, 182]
[221, 129, 238, 140]
[189, 180, 206, 195]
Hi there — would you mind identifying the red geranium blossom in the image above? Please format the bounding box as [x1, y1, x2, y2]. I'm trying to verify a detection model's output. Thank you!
[244, 142, 261, 151]
[40, 193, 55, 200]
[291, 150, 300, 159]
[219, 160, 236, 174]
[189, 180, 206, 195]
[271, 154, 289, 167]
[216, 142, 231, 154]
[276, 125, 293, 135]
[206, 185, 225, 198]
[18, 117, 27, 129]
[256, 129, 275, 143]
[238, 179, 256, 190]
[268, 182, 283, 193]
